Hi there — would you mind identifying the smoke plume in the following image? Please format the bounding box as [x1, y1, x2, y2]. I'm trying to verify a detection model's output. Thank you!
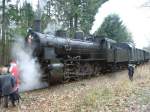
[44, 21, 62, 35]
[12, 37, 48, 91]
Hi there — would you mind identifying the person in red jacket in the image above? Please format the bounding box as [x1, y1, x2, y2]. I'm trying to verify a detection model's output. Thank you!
[9, 59, 20, 92]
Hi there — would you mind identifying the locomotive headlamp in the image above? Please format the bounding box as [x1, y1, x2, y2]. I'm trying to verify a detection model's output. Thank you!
[28, 35, 33, 44]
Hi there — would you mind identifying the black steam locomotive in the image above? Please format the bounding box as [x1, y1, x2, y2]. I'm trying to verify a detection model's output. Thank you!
[25, 29, 150, 84]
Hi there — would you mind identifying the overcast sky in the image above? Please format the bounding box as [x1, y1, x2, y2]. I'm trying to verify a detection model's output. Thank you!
[90, 0, 150, 48]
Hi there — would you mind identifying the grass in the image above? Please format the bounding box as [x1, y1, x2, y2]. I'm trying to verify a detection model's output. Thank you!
[75, 81, 134, 112]
[2, 63, 150, 112]
[74, 63, 150, 112]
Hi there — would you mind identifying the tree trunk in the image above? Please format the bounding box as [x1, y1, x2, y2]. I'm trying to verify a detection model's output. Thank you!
[16, 0, 20, 24]
[2, 0, 6, 64]
[74, 13, 78, 31]
[47, 1, 51, 17]
[69, 17, 73, 37]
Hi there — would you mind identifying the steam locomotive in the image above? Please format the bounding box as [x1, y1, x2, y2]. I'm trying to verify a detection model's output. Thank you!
[25, 29, 150, 84]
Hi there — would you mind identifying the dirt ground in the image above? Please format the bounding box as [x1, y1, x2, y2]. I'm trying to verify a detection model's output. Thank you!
[1, 63, 150, 112]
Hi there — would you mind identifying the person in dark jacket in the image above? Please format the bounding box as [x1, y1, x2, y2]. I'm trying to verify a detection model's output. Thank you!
[128, 64, 135, 81]
[0, 67, 16, 108]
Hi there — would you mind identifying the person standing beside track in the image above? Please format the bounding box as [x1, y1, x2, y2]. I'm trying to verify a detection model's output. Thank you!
[9, 60, 20, 92]
[128, 64, 135, 81]
[0, 67, 16, 108]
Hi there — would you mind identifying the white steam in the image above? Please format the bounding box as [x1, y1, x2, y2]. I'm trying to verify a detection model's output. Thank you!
[12, 38, 48, 91]
[90, 0, 150, 48]
[44, 22, 62, 35]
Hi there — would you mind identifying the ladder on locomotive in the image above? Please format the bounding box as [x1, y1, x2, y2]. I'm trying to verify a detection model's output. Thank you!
[64, 55, 80, 81]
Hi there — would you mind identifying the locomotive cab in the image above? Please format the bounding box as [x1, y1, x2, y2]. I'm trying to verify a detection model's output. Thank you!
[115, 43, 136, 64]
[100, 38, 116, 49]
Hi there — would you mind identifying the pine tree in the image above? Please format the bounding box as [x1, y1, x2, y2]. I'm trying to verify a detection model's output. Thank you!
[96, 14, 132, 42]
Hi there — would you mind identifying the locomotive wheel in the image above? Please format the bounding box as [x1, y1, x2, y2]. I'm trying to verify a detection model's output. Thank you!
[62, 77, 70, 83]
[47, 72, 51, 87]
[82, 63, 94, 78]
[94, 65, 101, 76]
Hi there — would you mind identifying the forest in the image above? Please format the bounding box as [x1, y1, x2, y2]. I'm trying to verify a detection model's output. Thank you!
[0, 0, 133, 64]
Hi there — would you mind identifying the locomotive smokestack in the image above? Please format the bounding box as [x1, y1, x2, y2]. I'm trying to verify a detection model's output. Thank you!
[34, 19, 41, 32]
